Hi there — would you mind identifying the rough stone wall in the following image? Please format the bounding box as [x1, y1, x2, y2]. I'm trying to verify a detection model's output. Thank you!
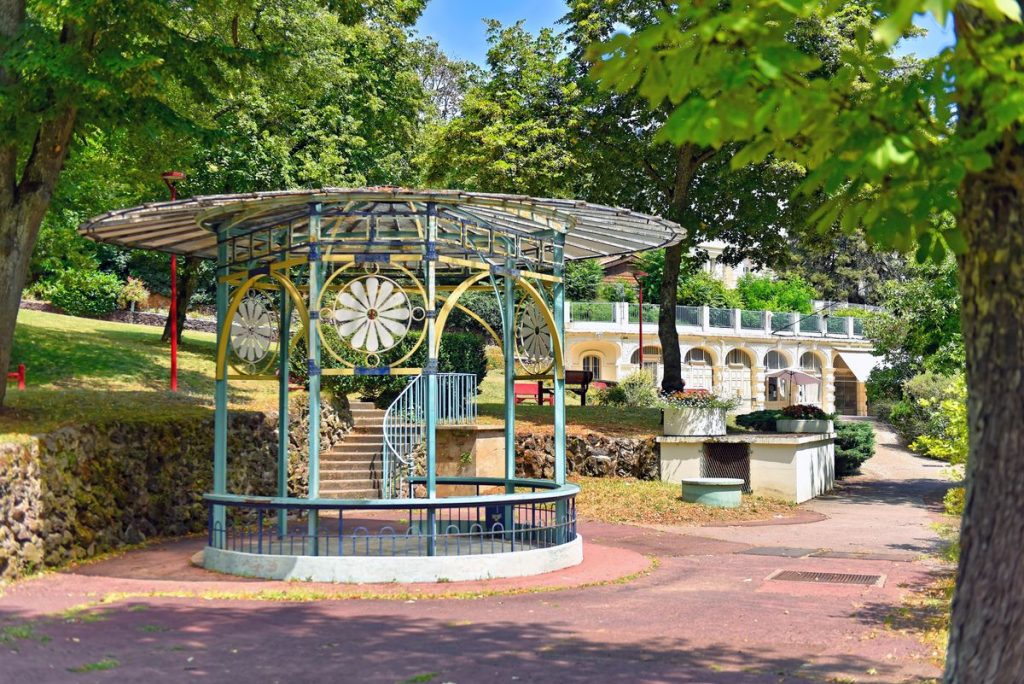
[0, 413, 274, 583]
[517, 433, 659, 481]
[0, 395, 352, 583]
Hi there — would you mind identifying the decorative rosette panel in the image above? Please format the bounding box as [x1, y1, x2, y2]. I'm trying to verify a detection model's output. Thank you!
[229, 291, 279, 375]
[516, 300, 554, 375]
[321, 274, 425, 368]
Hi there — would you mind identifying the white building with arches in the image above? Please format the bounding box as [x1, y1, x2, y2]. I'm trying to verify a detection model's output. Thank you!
[565, 301, 879, 416]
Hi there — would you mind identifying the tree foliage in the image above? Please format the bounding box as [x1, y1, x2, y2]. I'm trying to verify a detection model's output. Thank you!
[592, 1, 1024, 677]
[421, 21, 580, 196]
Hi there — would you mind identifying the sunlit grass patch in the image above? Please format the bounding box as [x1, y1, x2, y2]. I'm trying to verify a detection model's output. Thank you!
[572, 476, 795, 525]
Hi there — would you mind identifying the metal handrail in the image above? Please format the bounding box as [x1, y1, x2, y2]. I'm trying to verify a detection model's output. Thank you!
[381, 372, 478, 498]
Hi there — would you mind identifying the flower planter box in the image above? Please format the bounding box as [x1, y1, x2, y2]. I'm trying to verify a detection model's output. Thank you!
[776, 418, 834, 434]
[663, 407, 727, 436]
[680, 477, 743, 508]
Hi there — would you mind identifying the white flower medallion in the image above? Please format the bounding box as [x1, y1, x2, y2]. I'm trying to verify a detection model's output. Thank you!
[329, 276, 412, 353]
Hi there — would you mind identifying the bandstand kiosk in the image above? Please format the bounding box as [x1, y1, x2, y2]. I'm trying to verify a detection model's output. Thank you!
[81, 188, 680, 582]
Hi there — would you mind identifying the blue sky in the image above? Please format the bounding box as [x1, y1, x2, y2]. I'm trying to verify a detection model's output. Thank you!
[416, 2, 955, 64]
[415, 0, 569, 64]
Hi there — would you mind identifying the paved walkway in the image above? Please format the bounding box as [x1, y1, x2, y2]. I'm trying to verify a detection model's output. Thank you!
[0, 422, 953, 683]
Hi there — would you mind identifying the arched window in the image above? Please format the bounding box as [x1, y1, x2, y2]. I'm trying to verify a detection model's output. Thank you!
[764, 350, 788, 370]
[726, 349, 751, 368]
[800, 352, 822, 375]
[582, 354, 602, 380]
[630, 346, 663, 364]
[684, 348, 709, 365]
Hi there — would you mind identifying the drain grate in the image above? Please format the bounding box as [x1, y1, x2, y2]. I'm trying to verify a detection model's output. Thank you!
[769, 570, 883, 586]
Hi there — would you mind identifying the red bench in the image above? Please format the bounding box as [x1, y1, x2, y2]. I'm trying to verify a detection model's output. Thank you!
[514, 382, 552, 405]
[5, 363, 25, 391]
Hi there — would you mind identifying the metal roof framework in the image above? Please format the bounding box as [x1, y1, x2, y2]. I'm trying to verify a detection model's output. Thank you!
[78, 187, 683, 264]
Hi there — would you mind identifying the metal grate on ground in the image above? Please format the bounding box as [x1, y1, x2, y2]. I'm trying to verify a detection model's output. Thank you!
[767, 570, 885, 587]
[702, 442, 751, 492]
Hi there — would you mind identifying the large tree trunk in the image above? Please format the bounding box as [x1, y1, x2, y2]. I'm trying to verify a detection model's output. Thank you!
[0, 110, 78, 406]
[161, 256, 201, 343]
[944, 159, 1024, 678]
[658, 144, 701, 393]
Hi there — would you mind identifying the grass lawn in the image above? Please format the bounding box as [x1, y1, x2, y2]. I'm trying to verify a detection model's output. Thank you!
[476, 368, 662, 437]
[572, 476, 796, 525]
[2, 309, 278, 438]
[2, 310, 659, 439]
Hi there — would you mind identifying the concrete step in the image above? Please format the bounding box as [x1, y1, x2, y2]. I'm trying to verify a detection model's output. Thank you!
[349, 401, 376, 410]
[321, 462, 381, 473]
[337, 438, 382, 448]
[325, 448, 382, 458]
[327, 444, 381, 456]
[319, 489, 379, 500]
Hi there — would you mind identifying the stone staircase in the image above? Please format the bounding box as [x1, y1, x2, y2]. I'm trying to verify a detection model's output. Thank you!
[319, 401, 384, 499]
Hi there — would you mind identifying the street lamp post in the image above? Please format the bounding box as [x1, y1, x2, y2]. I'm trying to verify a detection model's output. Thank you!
[161, 171, 186, 392]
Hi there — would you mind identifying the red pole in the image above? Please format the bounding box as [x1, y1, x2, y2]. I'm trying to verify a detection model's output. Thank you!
[17, 364, 25, 390]
[162, 171, 185, 392]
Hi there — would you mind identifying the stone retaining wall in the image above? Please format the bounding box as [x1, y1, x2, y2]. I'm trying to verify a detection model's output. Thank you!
[0, 396, 351, 583]
[516, 433, 658, 480]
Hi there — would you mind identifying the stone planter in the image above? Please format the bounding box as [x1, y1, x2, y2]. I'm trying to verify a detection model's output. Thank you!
[663, 407, 726, 437]
[680, 477, 744, 508]
[776, 418, 833, 434]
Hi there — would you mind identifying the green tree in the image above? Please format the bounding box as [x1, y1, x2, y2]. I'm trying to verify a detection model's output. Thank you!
[421, 21, 580, 196]
[0, 0, 299, 402]
[865, 258, 964, 380]
[564, 259, 604, 301]
[5, 1, 429, 358]
[592, 1, 1024, 675]
[736, 274, 817, 313]
[564, 1, 875, 392]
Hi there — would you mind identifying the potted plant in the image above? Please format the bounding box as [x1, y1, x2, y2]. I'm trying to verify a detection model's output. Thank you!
[660, 389, 740, 436]
[776, 404, 835, 434]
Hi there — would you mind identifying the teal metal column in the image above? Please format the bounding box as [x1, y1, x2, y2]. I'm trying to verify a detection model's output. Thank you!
[553, 238, 567, 485]
[277, 285, 291, 538]
[553, 237, 568, 543]
[424, 203, 439, 555]
[212, 239, 229, 545]
[306, 203, 323, 553]
[503, 257, 516, 494]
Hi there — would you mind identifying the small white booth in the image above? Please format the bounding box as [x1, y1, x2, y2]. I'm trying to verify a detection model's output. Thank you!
[658, 433, 835, 504]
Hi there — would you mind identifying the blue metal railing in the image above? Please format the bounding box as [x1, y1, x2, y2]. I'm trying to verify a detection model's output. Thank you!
[381, 373, 478, 498]
[205, 478, 579, 558]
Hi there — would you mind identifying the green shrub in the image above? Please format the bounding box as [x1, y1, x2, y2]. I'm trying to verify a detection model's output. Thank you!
[599, 370, 658, 408]
[597, 281, 637, 303]
[117, 276, 150, 310]
[290, 329, 488, 408]
[443, 291, 502, 339]
[736, 273, 816, 313]
[781, 404, 832, 420]
[50, 270, 123, 318]
[677, 271, 742, 308]
[735, 409, 783, 432]
[834, 420, 875, 477]
[944, 487, 965, 516]
[910, 376, 968, 464]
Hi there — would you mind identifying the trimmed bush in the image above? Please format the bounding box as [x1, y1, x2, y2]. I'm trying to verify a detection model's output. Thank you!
[781, 404, 831, 420]
[834, 420, 875, 477]
[735, 409, 783, 432]
[599, 370, 658, 408]
[50, 270, 123, 318]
